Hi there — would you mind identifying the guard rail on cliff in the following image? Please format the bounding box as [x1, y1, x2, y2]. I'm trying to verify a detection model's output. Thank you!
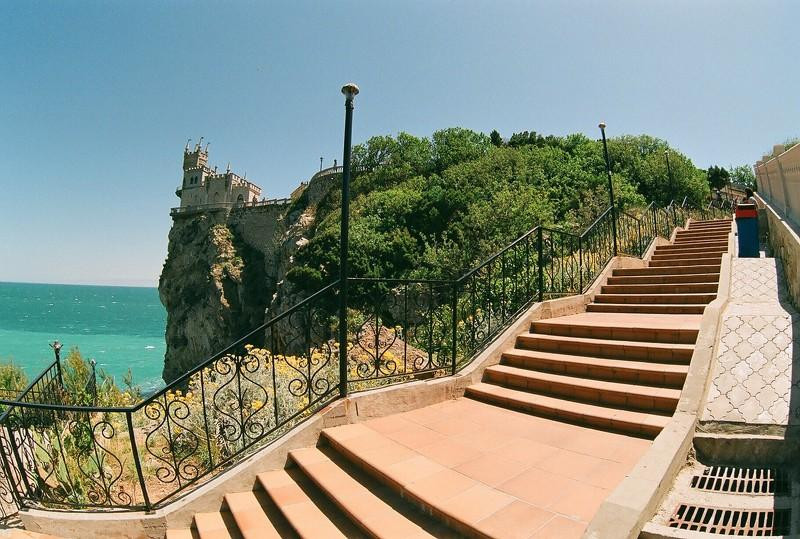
[0, 200, 729, 513]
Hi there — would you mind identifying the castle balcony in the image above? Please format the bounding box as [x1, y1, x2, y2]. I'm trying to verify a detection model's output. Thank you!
[170, 197, 292, 217]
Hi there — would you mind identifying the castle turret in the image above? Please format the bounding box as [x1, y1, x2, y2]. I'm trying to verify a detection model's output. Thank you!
[175, 140, 262, 209]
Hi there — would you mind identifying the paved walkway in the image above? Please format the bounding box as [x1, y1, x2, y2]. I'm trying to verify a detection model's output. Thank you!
[354, 397, 652, 538]
[702, 258, 800, 428]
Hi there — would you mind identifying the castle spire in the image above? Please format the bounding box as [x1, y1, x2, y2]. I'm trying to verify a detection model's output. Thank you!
[185, 138, 192, 151]
[226, 162, 231, 173]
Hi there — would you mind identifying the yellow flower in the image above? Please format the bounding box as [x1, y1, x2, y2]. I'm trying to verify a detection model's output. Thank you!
[251, 399, 264, 409]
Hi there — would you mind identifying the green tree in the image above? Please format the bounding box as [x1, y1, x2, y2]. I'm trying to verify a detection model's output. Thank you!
[729, 164, 756, 189]
[706, 165, 730, 190]
[489, 129, 502, 147]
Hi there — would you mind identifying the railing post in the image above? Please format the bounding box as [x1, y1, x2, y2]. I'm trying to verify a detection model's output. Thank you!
[637, 219, 642, 256]
[450, 283, 458, 376]
[578, 235, 583, 292]
[5, 421, 32, 504]
[537, 227, 544, 302]
[126, 411, 151, 511]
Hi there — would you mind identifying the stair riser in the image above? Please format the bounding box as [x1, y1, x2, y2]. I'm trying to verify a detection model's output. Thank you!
[606, 274, 720, 284]
[530, 321, 698, 344]
[656, 244, 728, 253]
[613, 265, 720, 276]
[464, 387, 663, 438]
[662, 239, 728, 246]
[501, 353, 688, 388]
[515, 335, 693, 363]
[649, 258, 722, 267]
[601, 284, 717, 294]
[651, 251, 724, 260]
[485, 370, 679, 413]
[675, 228, 731, 237]
[587, 303, 707, 315]
[321, 435, 481, 539]
[687, 223, 732, 229]
[594, 294, 715, 305]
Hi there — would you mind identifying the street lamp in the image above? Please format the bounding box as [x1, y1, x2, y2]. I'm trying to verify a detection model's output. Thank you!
[320, 156, 324, 172]
[598, 122, 618, 256]
[338, 82, 359, 398]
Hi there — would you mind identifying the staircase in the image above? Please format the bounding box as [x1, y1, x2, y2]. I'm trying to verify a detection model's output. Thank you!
[166, 219, 731, 539]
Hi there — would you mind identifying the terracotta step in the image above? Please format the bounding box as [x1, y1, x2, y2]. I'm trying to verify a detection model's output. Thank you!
[465, 382, 670, 438]
[289, 447, 441, 539]
[673, 235, 729, 243]
[600, 283, 717, 295]
[257, 470, 353, 538]
[670, 242, 728, 250]
[613, 264, 721, 276]
[165, 531, 195, 539]
[649, 256, 722, 267]
[224, 491, 284, 539]
[593, 293, 715, 305]
[650, 251, 724, 261]
[321, 424, 508, 538]
[586, 303, 707, 315]
[687, 226, 731, 231]
[674, 230, 730, 237]
[688, 219, 732, 225]
[500, 348, 689, 388]
[515, 333, 694, 363]
[530, 318, 698, 344]
[606, 273, 720, 285]
[194, 512, 233, 539]
[655, 243, 728, 252]
[484, 365, 681, 412]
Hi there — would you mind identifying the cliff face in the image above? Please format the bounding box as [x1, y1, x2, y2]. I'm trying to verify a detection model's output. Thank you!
[158, 175, 336, 383]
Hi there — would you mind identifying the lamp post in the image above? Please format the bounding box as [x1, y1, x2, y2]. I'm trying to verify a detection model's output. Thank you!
[320, 156, 324, 172]
[338, 82, 358, 398]
[598, 122, 618, 256]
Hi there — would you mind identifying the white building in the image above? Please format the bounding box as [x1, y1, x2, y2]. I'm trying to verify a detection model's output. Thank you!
[176, 141, 262, 208]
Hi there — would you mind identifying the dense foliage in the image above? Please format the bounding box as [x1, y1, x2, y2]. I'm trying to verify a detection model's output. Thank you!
[288, 128, 710, 290]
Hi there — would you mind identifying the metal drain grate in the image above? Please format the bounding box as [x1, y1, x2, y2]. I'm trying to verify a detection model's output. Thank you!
[690, 466, 789, 495]
[668, 504, 790, 535]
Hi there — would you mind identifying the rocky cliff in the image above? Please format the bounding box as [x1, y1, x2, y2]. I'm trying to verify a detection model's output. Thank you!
[158, 175, 336, 383]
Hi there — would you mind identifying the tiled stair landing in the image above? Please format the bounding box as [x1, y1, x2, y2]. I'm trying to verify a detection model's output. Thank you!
[166, 219, 731, 539]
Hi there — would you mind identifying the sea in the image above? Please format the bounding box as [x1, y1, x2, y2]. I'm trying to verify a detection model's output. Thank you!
[0, 281, 166, 394]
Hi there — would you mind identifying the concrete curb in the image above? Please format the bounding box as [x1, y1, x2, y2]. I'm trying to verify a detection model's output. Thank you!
[583, 244, 733, 538]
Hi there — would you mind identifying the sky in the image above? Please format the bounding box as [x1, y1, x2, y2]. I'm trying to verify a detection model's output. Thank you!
[1, 1, 797, 287]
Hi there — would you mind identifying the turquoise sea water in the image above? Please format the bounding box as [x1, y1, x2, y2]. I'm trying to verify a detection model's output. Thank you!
[0, 281, 166, 393]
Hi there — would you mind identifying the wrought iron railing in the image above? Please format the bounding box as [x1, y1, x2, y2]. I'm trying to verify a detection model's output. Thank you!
[0, 200, 731, 513]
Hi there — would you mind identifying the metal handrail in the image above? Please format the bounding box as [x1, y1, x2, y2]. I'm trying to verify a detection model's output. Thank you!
[0, 195, 727, 513]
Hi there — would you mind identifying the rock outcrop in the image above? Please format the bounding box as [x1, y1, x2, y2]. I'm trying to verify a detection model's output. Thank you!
[158, 175, 337, 383]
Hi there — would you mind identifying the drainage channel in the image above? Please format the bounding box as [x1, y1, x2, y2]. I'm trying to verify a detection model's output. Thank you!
[665, 465, 793, 536]
[668, 505, 790, 536]
[690, 466, 790, 496]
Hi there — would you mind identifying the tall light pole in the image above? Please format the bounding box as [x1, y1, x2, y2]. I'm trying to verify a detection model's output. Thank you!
[320, 156, 324, 171]
[598, 122, 618, 256]
[338, 82, 358, 398]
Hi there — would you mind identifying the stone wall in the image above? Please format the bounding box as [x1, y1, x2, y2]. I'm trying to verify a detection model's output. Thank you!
[756, 193, 800, 309]
[755, 144, 800, 227]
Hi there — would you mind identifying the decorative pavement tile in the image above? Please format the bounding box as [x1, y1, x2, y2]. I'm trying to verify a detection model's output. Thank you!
[702, 258, 800, 426]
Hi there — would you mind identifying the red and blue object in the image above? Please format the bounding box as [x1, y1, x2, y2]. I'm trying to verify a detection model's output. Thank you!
[735, 203, 759, 257]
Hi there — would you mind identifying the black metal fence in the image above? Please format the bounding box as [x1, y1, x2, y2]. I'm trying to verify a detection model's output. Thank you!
[0, 202, 731, 513]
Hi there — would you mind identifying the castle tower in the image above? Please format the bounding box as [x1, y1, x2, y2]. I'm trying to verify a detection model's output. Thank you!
[178, 140, 211, 207]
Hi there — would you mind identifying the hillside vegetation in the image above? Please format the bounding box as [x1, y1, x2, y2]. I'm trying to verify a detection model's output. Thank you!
[287, 128, 710, 290]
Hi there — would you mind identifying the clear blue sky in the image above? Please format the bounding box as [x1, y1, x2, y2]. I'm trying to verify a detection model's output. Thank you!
[1, 1, 796, 286]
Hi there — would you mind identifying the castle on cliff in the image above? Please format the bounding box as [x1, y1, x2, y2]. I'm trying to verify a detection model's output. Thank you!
[175, 139, 263, 209]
